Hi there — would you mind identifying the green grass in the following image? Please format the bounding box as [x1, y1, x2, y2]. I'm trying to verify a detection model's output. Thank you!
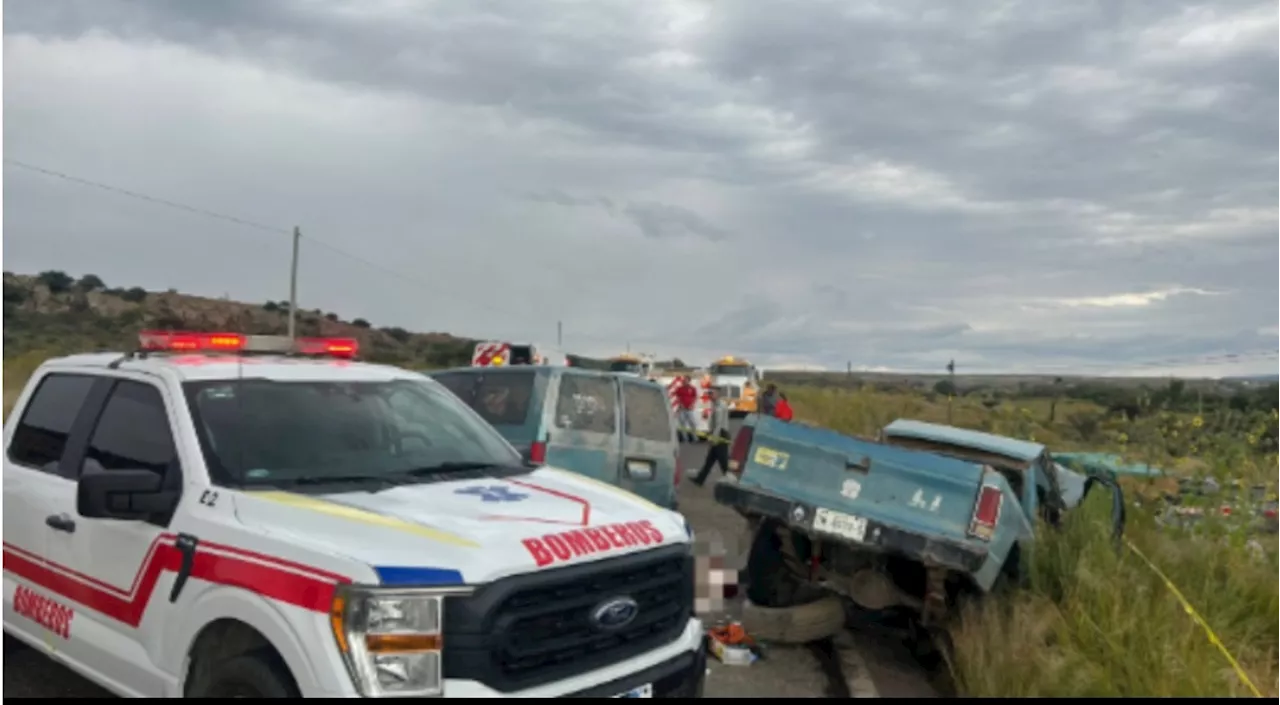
[786, 385, 1279, 698]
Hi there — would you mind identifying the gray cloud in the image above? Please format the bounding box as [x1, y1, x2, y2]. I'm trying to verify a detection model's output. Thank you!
[525, 190, 726, 241]
[3, 0, 1276, 375]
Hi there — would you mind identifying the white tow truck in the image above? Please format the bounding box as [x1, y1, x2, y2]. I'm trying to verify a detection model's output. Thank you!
[2, 331, 706, 698]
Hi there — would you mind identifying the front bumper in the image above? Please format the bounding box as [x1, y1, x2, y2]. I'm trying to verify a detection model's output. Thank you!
[564, 633, 707, 698]
[728, 399, 757, 414]
[432, 617, 705, 697]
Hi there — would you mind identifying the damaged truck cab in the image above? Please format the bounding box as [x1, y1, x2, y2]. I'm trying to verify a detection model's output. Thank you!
[716, 416, 1096, 628]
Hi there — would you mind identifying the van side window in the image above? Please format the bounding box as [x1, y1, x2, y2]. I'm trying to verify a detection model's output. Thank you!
[555, 374, 616, 434]
[622, 382, 673, 442]
[7, 373, 97, 473]
[83, 381, 177, 477]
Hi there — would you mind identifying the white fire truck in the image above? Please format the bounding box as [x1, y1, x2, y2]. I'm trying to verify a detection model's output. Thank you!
[2, 330, 706, 698]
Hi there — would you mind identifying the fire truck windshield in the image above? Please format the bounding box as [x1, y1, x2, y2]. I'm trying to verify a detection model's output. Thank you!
[710, 363, 752, 377]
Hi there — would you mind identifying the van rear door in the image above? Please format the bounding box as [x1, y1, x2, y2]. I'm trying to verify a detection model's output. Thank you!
[545, 371, 623, 486]
[618, 379, 679, 509]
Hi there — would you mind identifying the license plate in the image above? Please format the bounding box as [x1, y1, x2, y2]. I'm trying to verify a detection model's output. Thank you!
[812, 508, 868, 543]
[614, 683, 653, 698]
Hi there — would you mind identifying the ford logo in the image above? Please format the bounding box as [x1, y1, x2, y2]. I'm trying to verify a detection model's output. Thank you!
[590, 596, 639, 631]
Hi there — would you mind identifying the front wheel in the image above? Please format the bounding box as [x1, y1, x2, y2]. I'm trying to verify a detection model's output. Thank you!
[187, 652, 299, 698]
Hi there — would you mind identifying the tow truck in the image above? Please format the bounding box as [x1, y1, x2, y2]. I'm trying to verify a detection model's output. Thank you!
[3, 331, 706, 698]
[707, 356, 763, 418]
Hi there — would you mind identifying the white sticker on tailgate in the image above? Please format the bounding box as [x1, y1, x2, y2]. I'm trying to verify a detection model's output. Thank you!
[812, 508, 868, 543]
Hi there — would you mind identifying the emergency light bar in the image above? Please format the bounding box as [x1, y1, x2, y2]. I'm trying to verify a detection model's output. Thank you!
[137, 330, 358, 359]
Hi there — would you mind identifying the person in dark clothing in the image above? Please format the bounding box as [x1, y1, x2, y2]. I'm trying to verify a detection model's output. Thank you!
[758, 383, 780, 417]
[691, 389, 731, 486]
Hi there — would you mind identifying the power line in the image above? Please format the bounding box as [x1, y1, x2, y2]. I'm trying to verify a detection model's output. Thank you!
[5, 159, 291, 235]
[8, 158, 1277, 373]
[4, 158, 544, 331]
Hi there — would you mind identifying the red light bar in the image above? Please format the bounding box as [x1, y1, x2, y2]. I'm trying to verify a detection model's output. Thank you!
[139, 331, 245, 352]
[138, 331, 358, 359]
[296, 337, 359, 359]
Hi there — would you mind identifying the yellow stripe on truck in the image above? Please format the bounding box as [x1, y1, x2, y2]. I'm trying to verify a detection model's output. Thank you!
[538, 468, 664, 512]
[249, 491, 480, 548]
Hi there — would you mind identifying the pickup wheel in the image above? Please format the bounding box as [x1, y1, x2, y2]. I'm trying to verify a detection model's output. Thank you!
[741, 595, 846, 645]
[741, 521, 846, 644]
[187, 651, 299, 698]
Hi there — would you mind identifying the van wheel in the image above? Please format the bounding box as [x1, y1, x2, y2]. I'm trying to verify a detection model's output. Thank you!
[187, 652, 299, 698]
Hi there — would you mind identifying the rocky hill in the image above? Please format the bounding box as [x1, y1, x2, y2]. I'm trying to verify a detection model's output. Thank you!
[2, 270, 479, 369]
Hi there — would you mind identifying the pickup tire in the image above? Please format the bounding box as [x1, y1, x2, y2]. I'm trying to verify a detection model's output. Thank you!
[741, 595, 846, 645]
[742, 520, 846, 644]
[186, 651, 299, 698]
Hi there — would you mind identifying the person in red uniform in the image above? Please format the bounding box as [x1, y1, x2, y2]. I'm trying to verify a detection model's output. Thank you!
[674, 375, 698, 442]
[774, 393, 794, 422]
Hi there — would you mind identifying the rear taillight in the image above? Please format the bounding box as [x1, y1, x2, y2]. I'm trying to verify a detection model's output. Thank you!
[1263, 508, 1277, 519]
[674, 448, 684, 486]
[528, 441, 547, 465]
[727, 426, 754, 475]
[968, 485, 1003, 540]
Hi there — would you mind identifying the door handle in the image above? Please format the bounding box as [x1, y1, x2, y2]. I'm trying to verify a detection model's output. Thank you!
[45, 514, 76, 534]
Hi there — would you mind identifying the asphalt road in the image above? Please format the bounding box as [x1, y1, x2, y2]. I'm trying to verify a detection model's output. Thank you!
[4, 420, 937, 698]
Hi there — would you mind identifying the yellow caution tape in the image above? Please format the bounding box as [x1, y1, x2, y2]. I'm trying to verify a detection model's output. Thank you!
[1124, 538, 1262, 697]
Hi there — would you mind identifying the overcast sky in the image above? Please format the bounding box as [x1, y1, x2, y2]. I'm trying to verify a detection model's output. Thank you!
[4, 0, 1277, 376]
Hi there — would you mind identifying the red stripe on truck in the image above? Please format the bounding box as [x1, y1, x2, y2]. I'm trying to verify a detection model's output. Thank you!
[1, 535, 348, 628]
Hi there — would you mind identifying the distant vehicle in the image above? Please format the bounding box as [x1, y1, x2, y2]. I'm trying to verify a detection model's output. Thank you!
[606, 353, 655, 378]
[471, 341, 571, 368]
[715, 416, 1123, 643]
[707, 355, 763, 417]
[432, 366, 683, 509]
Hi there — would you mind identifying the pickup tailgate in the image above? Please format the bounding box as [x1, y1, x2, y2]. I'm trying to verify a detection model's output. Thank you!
[730, 416, 988, 545]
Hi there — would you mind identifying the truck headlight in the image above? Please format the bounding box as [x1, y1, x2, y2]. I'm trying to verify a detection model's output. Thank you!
[330, 585, 472, 698]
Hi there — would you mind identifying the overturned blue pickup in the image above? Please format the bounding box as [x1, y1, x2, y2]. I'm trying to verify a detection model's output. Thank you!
[715, 416, 1107, 626]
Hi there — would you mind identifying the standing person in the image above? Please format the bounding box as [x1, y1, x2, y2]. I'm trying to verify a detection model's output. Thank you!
[759, 383, 780, 418]
[692, 388, 731, 486]
[774, 392, 794, 422]
[674, 375, 698, 442]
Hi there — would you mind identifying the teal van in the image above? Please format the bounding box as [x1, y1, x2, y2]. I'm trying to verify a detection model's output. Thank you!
[430, 366, 682, 509]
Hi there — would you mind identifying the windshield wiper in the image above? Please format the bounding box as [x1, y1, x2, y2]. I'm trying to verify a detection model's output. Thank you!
[402, 461, 506, 476]
[269, 474, 405, 488]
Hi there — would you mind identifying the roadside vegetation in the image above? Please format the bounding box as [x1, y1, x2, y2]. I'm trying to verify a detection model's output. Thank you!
[786, 385, 1279, 698]
[3, 272, 1276, 696]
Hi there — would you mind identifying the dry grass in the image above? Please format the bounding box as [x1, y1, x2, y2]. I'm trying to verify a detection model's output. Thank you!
[786, 385, 1279, 698]
[4, 354, 1275, 696]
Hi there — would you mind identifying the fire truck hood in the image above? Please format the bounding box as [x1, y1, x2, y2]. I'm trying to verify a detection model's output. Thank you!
[230, 466, 690, 585]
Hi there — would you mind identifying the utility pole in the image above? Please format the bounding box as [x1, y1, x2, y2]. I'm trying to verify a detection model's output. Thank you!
[557, 320, 563, 348]
[946, 359, 956, 424]
[288, 226, 300, 341]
